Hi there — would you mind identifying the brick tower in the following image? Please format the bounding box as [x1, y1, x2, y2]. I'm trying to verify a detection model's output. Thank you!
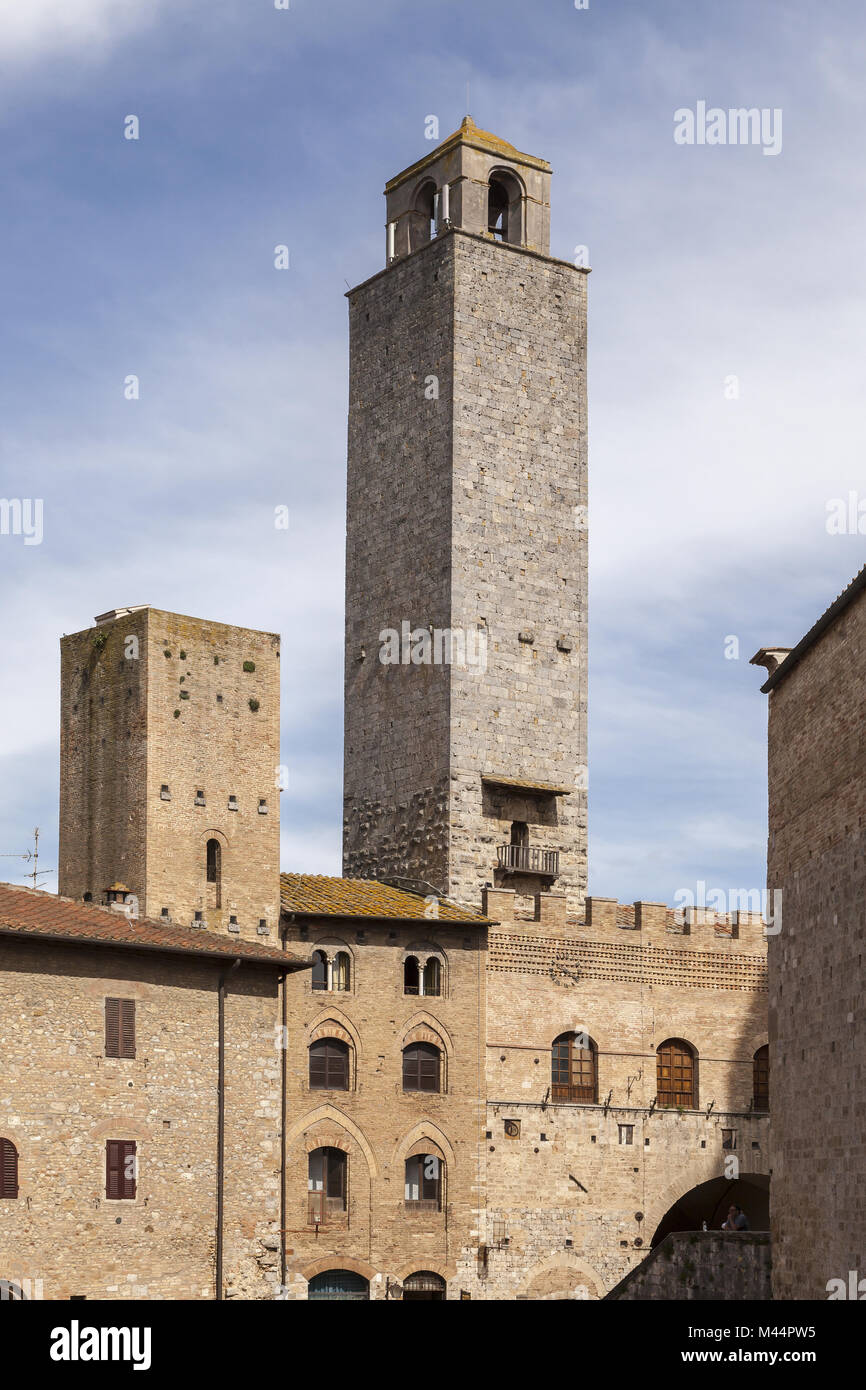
[59, 606, 281, 940]
[343, 118, 588, 913]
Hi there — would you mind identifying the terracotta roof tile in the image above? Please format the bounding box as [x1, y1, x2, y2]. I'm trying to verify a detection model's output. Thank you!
[280, 874, 491, 924]
[0, 882, 308, 969]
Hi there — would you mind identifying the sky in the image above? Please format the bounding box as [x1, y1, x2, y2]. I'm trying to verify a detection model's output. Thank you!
[1, 0, 864, 906]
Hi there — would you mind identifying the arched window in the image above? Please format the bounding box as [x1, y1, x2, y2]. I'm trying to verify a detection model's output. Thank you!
[205, 838, 221, 908]
[311, 950, 328, 991]
[656, 1039, 697, 1109]
[551, 1033, 598, 1103]
[403, 1270, 446, 1301]
[753, 1045, 769, 1111]
[0, 1138, 18, 1199]
[423, 956, 441, 997]
[412, 179, 437, 250]
[402, 1042, 441, 1093]
[488, 178, 510, 241]
[308, 1147, 347, 1220]
[309, 1038, 350, 1091]
[333, 951, 351, 992]
[308, 1269, 369, 1301]
[405, 1154, 443, 1210]
[404, 956, 420, 995]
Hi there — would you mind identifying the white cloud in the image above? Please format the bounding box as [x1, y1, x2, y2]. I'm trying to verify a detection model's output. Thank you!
[0, 0, 166, 62]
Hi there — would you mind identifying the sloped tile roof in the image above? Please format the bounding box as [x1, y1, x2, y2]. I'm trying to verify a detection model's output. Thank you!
[0, 882, 307, 970]
[280, 874, 491, 924]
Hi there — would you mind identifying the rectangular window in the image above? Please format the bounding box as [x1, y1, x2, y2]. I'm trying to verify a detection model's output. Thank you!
[105, 999, 136, 1059]
[618, 1124, 634, 1145]
[105, 1140, 137, 1200]
[722, 1129, 737, 1150]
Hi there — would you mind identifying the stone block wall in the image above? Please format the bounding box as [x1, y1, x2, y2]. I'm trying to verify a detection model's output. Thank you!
[765, 584, 866, 1299]
[60, 608, 281, 941]
[0, 938, 283, 1299]
[343, 229, 588, 914]
[606, 1231, 771, 1301]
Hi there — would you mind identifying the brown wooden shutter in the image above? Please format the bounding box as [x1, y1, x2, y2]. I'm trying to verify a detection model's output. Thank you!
[106, 999, 136, 1059]
[120, 1000, 136, 1059]
[106, 1140, 136, 1199]
[0, 1138, 18, 1199]
[105, 998, 120, 1057]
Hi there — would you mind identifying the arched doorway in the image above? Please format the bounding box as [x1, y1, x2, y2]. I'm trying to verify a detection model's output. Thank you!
[651, 1173, 770, 1246]
[307, 1269, 369, 1302]
[402, 1271, 446, 1301]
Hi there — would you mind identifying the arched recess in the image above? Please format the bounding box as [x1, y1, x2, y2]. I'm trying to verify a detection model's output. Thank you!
[306, 1009, 362, 1057]
[401, 1012, 453, 1061]
[395, 1255, 456, 1283]
[519, 1255, 606, 1301]
[285, 1104, 379, 1179]
[309, 937, 354, 993]
[487, 167, 525, 246]
[409, 178, 438, 251]
[644, 1169, 770, 1248]
[390, 1120, 456, 1174]
[402, 940, 448, 997]
[300, 1254, 378, 1283]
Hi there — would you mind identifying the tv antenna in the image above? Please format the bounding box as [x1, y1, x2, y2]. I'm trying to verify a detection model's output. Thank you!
[0, 828, 53, 889]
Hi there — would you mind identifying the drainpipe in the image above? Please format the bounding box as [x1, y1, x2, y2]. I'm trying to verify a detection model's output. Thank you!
[280, 915, 296, 1296]
[216, 957, 241, 1300]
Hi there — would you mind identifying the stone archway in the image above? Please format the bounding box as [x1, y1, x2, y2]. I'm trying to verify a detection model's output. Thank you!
[519, 1256, 606, 1301]
[650, 1173, 770, 1246]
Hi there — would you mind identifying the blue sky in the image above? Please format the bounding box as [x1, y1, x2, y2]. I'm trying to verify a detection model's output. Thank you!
[1, 0, 864, 904]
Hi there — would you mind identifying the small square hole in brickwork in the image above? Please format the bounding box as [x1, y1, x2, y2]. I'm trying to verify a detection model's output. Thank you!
[540, 1133, 547, 1142]
[701, 1140, 706, 1149]
[591, 1135, 597, 1143]
[565, 1239, 573, 1248]
[216, 694, 223, 703]
[752, 1141, 760, 1150]
[485, 1131, 492, 1139]
[644, 1138, 650, 1147]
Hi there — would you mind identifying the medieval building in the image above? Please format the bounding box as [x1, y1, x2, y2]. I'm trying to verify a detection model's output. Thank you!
[752, 564, 866, 1301]
[0, 121, 771, 1301]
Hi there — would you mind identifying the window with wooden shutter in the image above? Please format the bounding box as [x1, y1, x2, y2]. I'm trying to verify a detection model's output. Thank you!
[551, 1033, 597, 1103]
[753, 1045, 769, 1111]
[308, 1039, 350, 1091]
[0, 1138, 19, 1199]
[402, 1042, 441, 1093]
[105, 1140, 137, 1200]
[656, 1038, 696, 1109]
[105, 998, 136, 1059]
[404, 1154, 442, 1210]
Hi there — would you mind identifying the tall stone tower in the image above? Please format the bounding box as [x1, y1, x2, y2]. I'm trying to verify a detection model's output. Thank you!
[59, 606, 281, 940]
[343, 118, 588, 913]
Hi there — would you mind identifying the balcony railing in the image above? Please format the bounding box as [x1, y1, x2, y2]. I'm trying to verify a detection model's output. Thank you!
[496, 845, 560, 877]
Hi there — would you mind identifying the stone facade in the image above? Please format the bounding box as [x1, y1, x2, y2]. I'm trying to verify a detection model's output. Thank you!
[277, 879, 769, 1300]
[60, 607, 281, 942]
[0, 888, 304, 1301]
[756, 568, 866, 1300]
[606, 1231, 771, 1302]
[278, 906, 487, 1300]
[344, 119, 588, 915]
